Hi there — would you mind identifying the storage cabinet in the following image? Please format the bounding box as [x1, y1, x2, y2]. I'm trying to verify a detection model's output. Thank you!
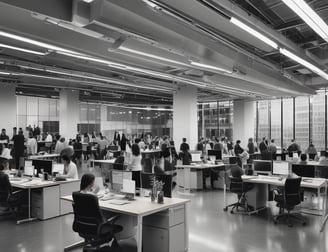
[143, 205, 186, 252]
[31, 186, 60, 220]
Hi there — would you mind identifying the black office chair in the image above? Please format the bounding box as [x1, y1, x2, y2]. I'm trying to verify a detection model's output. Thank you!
[141, 173, 155, 190]
[308, 153, 316, 160]
[155, 174, 173, 198]
[273, 177, 306, 227]
[71, 192, 123, 251]
[224, 177, 253, 214]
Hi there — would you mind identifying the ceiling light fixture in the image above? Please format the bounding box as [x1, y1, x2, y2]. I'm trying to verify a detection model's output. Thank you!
[230, 17, 279, 49]
[190, 61, 232, 73]
[281, 0, 328, 42]
[82, 0, 95, 3]
[0, 30, 77, 54]
[119, 46, 188, 66]
[280, 48, 328, 80]
[142, 0, 158, 9]
[0, 43, 47, 55]
[0, 71, 10, 75]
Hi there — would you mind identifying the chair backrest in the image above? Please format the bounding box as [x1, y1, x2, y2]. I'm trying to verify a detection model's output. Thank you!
[229, 177, 243, 194]
[0, 189, 9, 203]
[141, 173, 155, 189]
[284, 177, 302, 207]
[308, 153, 316, 160]
[72, 192, 104, 238]
[155, 174, 172, 198]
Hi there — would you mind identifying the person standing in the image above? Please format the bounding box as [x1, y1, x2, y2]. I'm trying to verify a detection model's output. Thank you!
[234, 140, 244, 156]
[13, 129, 25, 170]
[247, 138, 255, 154]
[0, 128, 10, 147]
[180, 138, 190, 152]
[259, 137, 268, 153]
[267, 139, 277, 154]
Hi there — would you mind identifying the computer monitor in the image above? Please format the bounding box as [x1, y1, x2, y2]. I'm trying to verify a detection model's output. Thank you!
[207, 150, 222, 160]
[272, 161, 290, 176]
[292, 164, 315, 178]
[52, 163, 64, 174]
[253, 160, 272, 175]
[24, 161, 34, 177]
[31, 160, 52, 176]
[108, 145, 119, 151]
[122, 179, 135, 195]
[229, 156, 237, 164]
[112, 170, 132, 192]
[191, 152, 202, 162]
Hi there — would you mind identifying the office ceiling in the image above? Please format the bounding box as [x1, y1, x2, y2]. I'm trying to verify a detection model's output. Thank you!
[0, 0, 327, 106]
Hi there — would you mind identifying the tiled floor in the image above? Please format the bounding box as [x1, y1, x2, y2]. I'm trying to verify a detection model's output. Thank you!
[1, 163, 328, 252]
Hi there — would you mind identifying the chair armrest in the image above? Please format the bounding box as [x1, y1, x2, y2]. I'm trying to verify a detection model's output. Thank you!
[106, 214, 120, 224]
[272, 188, 281, 196]
[11, 190, 24, 196]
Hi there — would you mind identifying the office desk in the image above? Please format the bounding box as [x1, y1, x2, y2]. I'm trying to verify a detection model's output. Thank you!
[11, 178, 79, 224]
[175, 163, 226, 194]
[239, 175, 327, 215]
[61, 195, 190, 252]
[91, 159, 116, 167]
[29, 153, 60, 160]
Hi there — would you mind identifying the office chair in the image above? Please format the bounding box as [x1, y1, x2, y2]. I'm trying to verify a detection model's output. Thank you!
[308, 153, 316, 160]
[0, 188, 27, 218]
[155, 174, 173, 198]
[71, 192, 123, 251]
[223, 177, 253, 214]
[141, 173, 155, 190]
[273, 177, 306, 227]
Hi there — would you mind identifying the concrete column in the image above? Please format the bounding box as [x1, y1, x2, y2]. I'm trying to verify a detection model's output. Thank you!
[59, 89, 79, 139]
[233, 100, 256, 149]
[0, 83, 17, 132]
[173, 85, 198, 151]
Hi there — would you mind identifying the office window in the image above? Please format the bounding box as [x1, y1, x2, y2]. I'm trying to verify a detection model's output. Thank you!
[311, 93, 325, 151]
[219, 101, 233, 140]
[270, 99, 281, 147]
[16, 95, 59, 134]
[258, 100, 269, 141]
[283, 98, 293, 149]
[295, 96, 309, 151]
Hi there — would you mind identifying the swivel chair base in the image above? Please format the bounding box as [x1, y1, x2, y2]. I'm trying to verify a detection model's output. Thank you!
[273, 210, 306, 227]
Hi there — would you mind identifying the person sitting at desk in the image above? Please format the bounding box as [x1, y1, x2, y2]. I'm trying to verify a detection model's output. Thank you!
[57, 155, 78, 179]
[319, 152, 328, 165]
[305, 143, 317, 160]
[80, 173, 100, 194]
[178, 149, 191, 165]
[299, 154, 308, 164]
[128, 144, 142, 171]
[287, 139, 300, 152]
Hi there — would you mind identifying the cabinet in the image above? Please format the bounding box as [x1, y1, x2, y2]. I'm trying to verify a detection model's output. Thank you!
[59, 181, 80, 215]
[31, 185, 60, 220]
[143, 205, 186, 252]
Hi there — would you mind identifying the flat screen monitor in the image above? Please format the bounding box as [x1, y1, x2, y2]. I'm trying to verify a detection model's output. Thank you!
[32, 160, 52, 176]
[292, 164, 315, 178]
[253, 160, 272, 175]
[207, 150, 222, 160]
[191, 152, 202, 162]
[24, 163, 34, 177]
[112, 170, 132, 192]
[52, 163, 64, 174]
[272, 161, 290, 176]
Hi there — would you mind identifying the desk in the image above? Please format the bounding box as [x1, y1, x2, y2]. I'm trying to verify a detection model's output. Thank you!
[11, 178, 79, 224]
[29, 153, 60, 161]
[239, 175, 327, 215]
[175, 163, 226, 195]
[91, 159, 116, 167]
[61, 195, 190, 252]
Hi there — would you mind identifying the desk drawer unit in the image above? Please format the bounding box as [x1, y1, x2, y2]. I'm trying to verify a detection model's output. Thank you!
[143, 205, 186, 252]
[31, 186, 60, 220]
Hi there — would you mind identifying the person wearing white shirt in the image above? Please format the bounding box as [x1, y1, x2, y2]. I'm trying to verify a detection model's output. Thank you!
[45, 132, 53, 142]
[27, 132, 37, 155]
[55, 137, 69, 154]
[128, 144, 142, 171]
[58, 155, 78, 179]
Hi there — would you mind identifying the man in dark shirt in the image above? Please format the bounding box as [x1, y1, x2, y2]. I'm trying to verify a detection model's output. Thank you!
[179, 138, 190, 152]
[13, 129, 25, 170]
[234, 140, 244, 156]
[259, 137, 268, 153]
[0, 158, 12, 203]
[0, 128, 10, 147]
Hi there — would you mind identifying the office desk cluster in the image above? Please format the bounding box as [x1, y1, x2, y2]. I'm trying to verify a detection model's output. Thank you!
[10, 177, 79, 224]
[62, 195, 190, 252]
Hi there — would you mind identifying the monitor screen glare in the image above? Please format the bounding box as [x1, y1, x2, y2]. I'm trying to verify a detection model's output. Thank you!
[272, 161, 289, 175]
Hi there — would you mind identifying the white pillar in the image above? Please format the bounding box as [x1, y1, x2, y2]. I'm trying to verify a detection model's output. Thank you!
[0, 83, 17, 132]
[173, 85, 198, 151]
[233, 100, 256, 149]
[59, 89, 79, 139]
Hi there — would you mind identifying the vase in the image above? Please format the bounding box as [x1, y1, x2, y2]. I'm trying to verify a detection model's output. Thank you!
[157, 191, 164, 204]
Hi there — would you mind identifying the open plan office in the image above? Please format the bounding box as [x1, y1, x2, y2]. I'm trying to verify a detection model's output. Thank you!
[1, 0, 328, 252]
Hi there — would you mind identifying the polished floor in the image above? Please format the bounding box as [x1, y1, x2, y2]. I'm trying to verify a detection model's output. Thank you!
[1, 164, 328, 252]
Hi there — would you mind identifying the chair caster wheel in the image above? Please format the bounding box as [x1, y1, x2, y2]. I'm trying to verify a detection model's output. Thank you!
[230, 210, 234, 214]
[223, 207, 228, 212]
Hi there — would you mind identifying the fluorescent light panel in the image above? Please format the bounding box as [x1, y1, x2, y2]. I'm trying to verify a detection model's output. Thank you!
[281, 0, 328, 41]
[280, 48, 328, 80]
[120, 46, 187, 66]
[142, 0, 158, 8]
[230, 17, 278, 49]
[190, 61, 232, 73]
[83, 0, 94, 3]
[0, 43, 46, 55]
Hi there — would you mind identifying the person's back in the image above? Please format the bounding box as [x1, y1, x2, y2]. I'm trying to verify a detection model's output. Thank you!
[267, 144, 277, 153]
[180, 142, 190, 152]
[214, 141, 223, 151]
[247, 142, 255, 154]
[179, 151, 191, 165]
[259, 141, 267, 153]
[13, 133, 25, 154]
[230, 164, 244, 178]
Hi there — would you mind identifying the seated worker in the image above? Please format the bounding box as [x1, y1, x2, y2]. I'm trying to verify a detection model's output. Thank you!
[57, 155, 78, 179]
[299, 153, 308, 164]
[230, 164, 253, 190]
[0, 158, 26, 211]
[178, 149, 191, 165]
